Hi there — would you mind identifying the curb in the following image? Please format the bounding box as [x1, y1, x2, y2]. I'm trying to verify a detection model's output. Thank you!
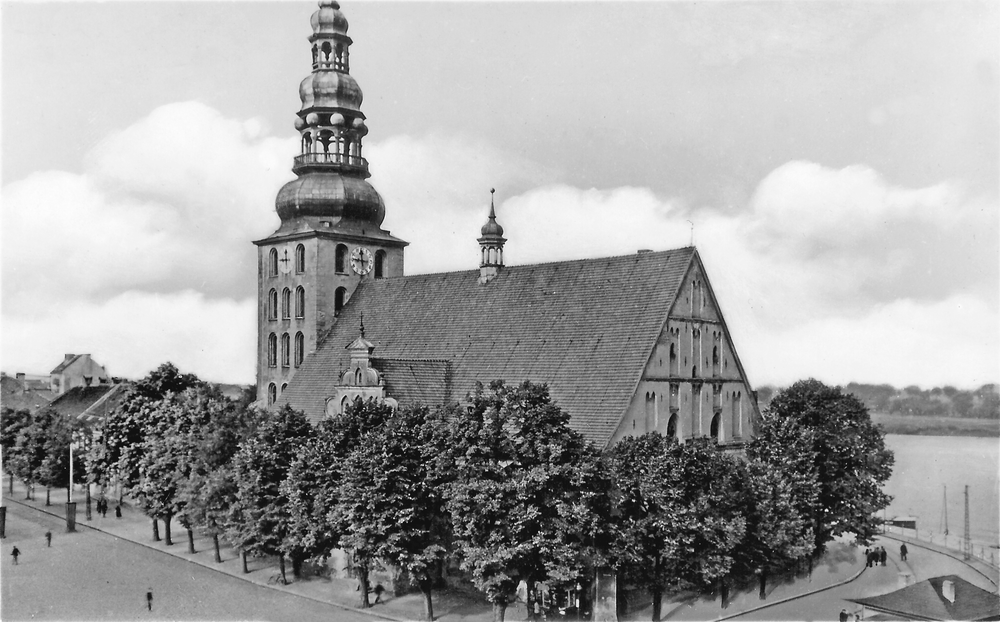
[4, 497, 410, 622]
[712, 566, 868, 622]
[880, 532, 998, 588]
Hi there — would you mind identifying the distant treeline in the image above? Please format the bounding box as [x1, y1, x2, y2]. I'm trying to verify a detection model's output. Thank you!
[756, 383, 1000, 420]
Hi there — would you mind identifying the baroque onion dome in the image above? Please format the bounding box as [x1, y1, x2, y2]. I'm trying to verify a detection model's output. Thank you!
[478, 188, 506, 270]
[276, 0, 385, 225]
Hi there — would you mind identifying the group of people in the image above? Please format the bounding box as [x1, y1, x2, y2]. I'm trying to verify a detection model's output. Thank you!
[865, 546, 888, 567]
[95, 497, 122, 519]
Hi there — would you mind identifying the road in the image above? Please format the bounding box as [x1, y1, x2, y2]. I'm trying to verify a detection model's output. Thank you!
[1, 501, 385, 621]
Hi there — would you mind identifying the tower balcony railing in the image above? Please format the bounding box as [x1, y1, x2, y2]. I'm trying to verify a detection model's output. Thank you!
[293, 152, 369, 173]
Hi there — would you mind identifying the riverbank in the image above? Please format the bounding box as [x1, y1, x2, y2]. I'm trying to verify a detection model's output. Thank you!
[871, 413, 999, 437]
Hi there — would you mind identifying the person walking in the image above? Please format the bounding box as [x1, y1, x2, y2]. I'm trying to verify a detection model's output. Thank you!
[146, 589, 153, 611]
[839, 608, 849, 622]
[11, 546, 20, 565]
[879, 547, 887, 566]
[115, 504, 122, 519]
[45, 531, 51, 547]
[864, 548, 871, 567]
[900, 543, 908, 561]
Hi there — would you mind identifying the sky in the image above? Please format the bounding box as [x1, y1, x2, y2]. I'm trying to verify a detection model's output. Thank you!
[2, 0, 998, 391]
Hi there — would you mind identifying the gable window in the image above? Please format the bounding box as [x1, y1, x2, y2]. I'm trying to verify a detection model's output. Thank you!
[267, 383, 277, 406]
[281, 333, 290, 367]
[295, 286, 305, 318]
[268, 289, 278, 321]
[268, 334, 277, 367]
[294, 332, 304, 367]
[295, 244, 305, 273]
[282, 288, 291, 319]
[335, 287, 347, 315]
[281, 383, 288, 393]
[374, 250, 386, 279]
[269, 248, 278, 277]
[335, 244, 348, 273]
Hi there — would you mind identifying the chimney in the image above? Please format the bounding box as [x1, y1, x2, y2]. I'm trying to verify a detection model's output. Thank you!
[942, 579, 955, 604]
[65, 353, 76, 361]
[16, 372, 25, 380]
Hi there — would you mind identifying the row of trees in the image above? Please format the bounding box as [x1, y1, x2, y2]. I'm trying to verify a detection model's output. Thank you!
[1, 405, 87, 506]
[757, 382, 1000, 419]
[1, 367, 894, 622]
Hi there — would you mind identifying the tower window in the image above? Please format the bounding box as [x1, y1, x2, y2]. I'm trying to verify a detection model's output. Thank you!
[295, 244, 305, 273]
[281, 333, 290, 367]
[374, 250, 386, 279]
[269, 248, 278, 277]
[711, 413, 720, 442]
[335, 244, 348, 273]
[267, 334, 277, 368]
[335, 287, 347, 315]
[667, 413, 678, 439]
[267, 383, 277, 406]
[295, 286, 305, 319]
[268, 289, 278, 321]
[281, 383, 288, 393]
[282, 288, 291, 319]
[294, 332, 304, 367]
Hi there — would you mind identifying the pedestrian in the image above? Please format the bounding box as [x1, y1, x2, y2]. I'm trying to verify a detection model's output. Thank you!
[880, 546, 887, 566]
[373, 583, 384, 604]
[900, 543, 908, 561]
[11, 546, 20, 565]
[45, 531, 51, 547]
[98, 498, 105, 517]
[115, 504, 122, 519]
[840, 608, 849, 622]
[864, 548, 871, 567]
[146, 589, 153, 611]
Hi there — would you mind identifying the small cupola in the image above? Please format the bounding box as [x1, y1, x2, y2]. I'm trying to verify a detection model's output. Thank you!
[478, 188, 506, 284]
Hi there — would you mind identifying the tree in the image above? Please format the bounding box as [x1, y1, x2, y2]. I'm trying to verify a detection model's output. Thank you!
[335, 405, 450, 620]
[1, 408, 32, 494]
[227, 405, 313, 584]
[752, 379, 894, 552]
[446, 381, 611, 622]
[607, 434, 747, 621]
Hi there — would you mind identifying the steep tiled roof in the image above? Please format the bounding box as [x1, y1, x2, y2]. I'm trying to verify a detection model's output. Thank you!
[374, 358, 451, 408]
[281, 248, 695, 447]
[849, 574, 1000, 621]
[50, 355, 82, 375]
[48, 385, 117, 419]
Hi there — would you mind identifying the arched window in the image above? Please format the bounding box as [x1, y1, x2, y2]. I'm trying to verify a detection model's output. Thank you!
[644, 392, 655, 433]
[267, 383, 277, 406]
[667, 414, 678, 439]
[710, 413, 721, 442]
[295, 244, 305, 273]
[341, 396, 349, 414]
[269, 248, 278, 277]
[282, 288, 291, 319]
[294, 332, 304, 367]
[692, 365, 698, 378]
[268, 334, 277, 367]
[374, 250, 386, 279]
[281, 383, 288, 393]
[335, 287, 347, 315]
[268, 289, 278, 321]
[335, 244, 348, 273]
[295, 286, 305, 318]
[281, 333, 290, 367]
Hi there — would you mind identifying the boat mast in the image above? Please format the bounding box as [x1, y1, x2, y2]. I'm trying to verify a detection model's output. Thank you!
[941, 485, 949, 536]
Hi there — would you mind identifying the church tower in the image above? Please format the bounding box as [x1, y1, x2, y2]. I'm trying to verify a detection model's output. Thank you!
[478, 189, 506, 284]
[254, 0, 407, 406]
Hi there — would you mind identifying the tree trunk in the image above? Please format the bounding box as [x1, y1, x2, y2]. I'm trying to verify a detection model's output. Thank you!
[213, 534, 222, 563]
[279, 555, 287, 584]
[419, 575, 434, 621]
[292, 553, 302, 578]
[24, 482, 31, 500]
[357, 564, 371, 608]
[759, 568, 768, 600]
[492, 600, 508, 622]
[85, 484, 92, 521]
[46, 486, 51, 506]
[186, 526, 195, 554]
[164, 513, 173, 546]
[152, 518, 160, 542]
[241, 550, 249, 574]
[652, 588, 663, 621]
[720, 578, 730, 609]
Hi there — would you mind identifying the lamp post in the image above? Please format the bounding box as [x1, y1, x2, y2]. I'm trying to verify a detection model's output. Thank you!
[65, 441, 78, 532]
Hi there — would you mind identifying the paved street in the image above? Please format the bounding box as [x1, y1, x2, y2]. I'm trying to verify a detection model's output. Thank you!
[1, 501, 385, 621]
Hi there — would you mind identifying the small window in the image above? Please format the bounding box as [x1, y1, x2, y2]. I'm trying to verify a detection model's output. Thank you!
[335, 244, 348, 273]
[374, 250, 386, 279]
[294, 332, 304, 367]
[335, 287, 347, 315]
[667, 414, 678, 439]
[281, 333, 290, 367]
[341, 396, 349, 414]
[269, 248, 278, 277]
[281, 383, 288, 393]
[268, 334, 277, 367]
[295, 244, 305, 273]
[710, 413, 720, 442]
[268, 289, 278, 321]
[267, 383, 277, 406]
[282, 288, 291, 319]
[295, 287, 305, 319]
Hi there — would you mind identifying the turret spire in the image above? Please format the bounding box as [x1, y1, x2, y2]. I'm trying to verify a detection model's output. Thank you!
[478, 188, 506, 284]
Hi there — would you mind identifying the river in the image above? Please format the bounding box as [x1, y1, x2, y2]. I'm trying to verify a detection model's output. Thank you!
[882, 434, 999, 545]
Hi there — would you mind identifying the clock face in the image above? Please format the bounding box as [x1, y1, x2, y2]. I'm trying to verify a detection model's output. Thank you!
[351, 247, 374, 275]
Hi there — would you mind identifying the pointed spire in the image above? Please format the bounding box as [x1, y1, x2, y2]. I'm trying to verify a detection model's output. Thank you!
[478, 187, 506, 283]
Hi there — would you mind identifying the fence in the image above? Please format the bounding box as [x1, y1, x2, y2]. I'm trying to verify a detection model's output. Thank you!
[883, 524, 999, 570]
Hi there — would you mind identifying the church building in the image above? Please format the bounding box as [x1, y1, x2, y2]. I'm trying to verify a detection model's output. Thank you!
[258, 1, 760, 449]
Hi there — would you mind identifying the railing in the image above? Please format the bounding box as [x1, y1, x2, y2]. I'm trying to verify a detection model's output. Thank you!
[293, 152, 368, 170]
[883, 524, 999, 569]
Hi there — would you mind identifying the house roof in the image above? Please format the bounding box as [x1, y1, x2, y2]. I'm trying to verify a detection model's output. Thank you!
[48, 385, 119, 419]
[280, 247, 695, 447]
[848, 574, 1000, 621]
[0, 375, 54, 413]
[50, 354, 83, 375]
